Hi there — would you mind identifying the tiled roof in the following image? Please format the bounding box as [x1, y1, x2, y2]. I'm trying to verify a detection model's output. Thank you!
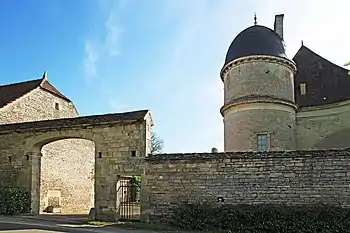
[0, 76, 71, 108]
[293, 45, 350, 108]
[224, 25, 287, 67]
[0, 109, 150, 132]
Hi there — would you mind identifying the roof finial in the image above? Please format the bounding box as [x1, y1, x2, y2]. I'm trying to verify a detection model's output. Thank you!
[43, 71, 47, 80]
[254, 12, 257, 25]
[301, 40, 304, 46]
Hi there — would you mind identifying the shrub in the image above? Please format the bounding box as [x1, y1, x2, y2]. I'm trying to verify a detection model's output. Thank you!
[0, 186, 31, 215]
[168, 202, 350, 232]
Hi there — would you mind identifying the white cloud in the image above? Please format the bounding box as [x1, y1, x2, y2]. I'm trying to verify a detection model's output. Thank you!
[104, 2, 124, 57]
[105, 19, 121, 56]
[109, 99, 130, 112]
[83, 41, 98, 79]
[83, 0, 125, 81]
[256, 0, 350, 66]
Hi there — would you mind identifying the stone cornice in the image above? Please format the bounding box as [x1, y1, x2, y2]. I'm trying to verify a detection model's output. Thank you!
[297, 99, 350, 118]
[220, 55, 297, 81]
[220, 95, 298, 116]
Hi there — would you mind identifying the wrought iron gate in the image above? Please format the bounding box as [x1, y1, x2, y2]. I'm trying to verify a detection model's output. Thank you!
[117, 177, 141, 221]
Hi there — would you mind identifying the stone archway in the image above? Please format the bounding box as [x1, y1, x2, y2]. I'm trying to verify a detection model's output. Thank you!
[27, 136, 96, 215]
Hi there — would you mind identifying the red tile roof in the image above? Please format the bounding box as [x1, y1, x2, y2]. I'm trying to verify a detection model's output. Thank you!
[0, 77, 71, 109]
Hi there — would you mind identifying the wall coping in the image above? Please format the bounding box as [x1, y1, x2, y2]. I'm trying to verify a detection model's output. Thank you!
[0, 109, 149, 133]
[145, 148, 350, 161]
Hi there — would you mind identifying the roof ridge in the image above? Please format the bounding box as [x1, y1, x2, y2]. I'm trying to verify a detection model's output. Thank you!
[0, 78, 43, 109]
[294, 45, 349, 72]
[0, 78, 43, 88]
[39, 79, 71, 102]
[0, 76, 71, 109]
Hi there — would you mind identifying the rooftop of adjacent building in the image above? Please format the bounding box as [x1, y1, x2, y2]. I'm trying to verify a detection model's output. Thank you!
[0, 71, 71, 109]
[294, 45, 350, 108]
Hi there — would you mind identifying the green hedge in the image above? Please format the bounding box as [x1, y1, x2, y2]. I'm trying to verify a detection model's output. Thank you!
[168, 203, 350, 232]
[0, 186, 31, 215]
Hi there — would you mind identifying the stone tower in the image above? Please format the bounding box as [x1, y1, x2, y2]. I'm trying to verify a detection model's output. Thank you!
[220, 14, 297, 152]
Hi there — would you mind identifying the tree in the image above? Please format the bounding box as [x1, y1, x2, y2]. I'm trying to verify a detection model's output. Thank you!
[345, 61, 350, 75]
[150, 132, 164, 154]
[211, 147, 218, 153]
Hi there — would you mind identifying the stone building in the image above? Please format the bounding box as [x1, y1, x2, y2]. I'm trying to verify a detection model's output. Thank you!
[221, 14, 350, 152]
[0, 72, 95, 214]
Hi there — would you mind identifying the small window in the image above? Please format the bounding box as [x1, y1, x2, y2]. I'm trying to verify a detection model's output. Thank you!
[131, 150, 137, 157]
[257, 134, 269, 151]
[300, 83, 306, 95]
[55, 103, 60, 110]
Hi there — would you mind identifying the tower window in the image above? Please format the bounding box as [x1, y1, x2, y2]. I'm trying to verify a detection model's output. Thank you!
[257, 133, 269, 151]
[300, 83, 306, 95]
[54, 102, 60, 110]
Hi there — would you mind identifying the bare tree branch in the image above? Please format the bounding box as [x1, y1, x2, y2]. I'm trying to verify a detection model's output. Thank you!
[345, 61, 350, 75]
[150, 132, 164, 154]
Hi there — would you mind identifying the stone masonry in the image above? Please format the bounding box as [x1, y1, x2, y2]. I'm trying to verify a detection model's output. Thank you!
[143, 149, 350, 222]
[297, 100, 350, 150]
[0, 86, 95, 214]
[221, 57, 297, 152]
[0, 109, 152, 221]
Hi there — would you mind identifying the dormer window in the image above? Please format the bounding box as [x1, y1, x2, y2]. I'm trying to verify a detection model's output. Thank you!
[54, 103, 60, 110]
[300, 83, 306, 95]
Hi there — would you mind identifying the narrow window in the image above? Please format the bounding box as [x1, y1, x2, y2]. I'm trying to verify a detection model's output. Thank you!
[131, 150, 137, 157]
[55, 102, 60, 110]
[257, 134, 269, 151]
[300, 83, 306, 95]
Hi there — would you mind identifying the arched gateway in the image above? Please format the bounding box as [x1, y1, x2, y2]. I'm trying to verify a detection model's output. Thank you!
[0, 109, 153, 221]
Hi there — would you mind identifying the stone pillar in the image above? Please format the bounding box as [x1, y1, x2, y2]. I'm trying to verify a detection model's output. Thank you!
[94, 158, 117, 221]
[140, 171, 151, 223]
[30, 152, 42, 214]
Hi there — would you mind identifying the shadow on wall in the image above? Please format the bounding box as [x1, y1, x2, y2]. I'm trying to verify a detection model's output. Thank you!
[40, 138, 95, 214]
[313, 128, 350, 149]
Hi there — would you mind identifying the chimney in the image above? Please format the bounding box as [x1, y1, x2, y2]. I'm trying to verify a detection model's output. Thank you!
[274, 14, 284, 40]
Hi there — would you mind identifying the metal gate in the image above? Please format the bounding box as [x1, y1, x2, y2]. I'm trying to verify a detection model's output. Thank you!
[117, 177, 141, 221]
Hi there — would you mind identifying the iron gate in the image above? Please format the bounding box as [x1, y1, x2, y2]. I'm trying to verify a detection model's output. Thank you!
[117, 177, 141, 221]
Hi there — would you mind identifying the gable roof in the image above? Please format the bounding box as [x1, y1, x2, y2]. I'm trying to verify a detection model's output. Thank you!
[293, 45, 350, 108]
[0, 76, 71, 109]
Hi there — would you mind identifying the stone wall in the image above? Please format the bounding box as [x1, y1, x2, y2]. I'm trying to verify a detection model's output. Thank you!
[0, 87, 95, 214]
[297, 100, 350, 150]
[143, 149, 350, 222]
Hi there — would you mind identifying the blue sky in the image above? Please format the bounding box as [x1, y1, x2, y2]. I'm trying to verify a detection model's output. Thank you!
[0, 0, 349, 153]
